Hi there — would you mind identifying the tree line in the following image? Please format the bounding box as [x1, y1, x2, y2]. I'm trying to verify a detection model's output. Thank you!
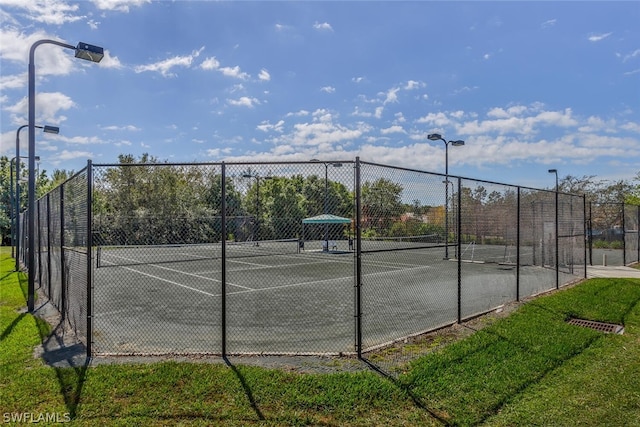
[1, 153, 639, 246]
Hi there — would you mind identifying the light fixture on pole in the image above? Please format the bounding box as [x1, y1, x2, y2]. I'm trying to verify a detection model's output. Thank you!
[428, 133, 465, 259]
[243, 174, 273, 246]
[28, 39, 103, 312]
[14, 123, 57, 271]
[311, 159, 343, 251]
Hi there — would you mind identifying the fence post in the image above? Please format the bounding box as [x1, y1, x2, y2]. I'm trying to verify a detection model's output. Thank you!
[457, 177, 462, 323]
[622, 202, 627, 266]
[60, 184, 66, 320]
[587, 202, 593, 265]
[516, 187, 521, 301]
[86, 160, 93, 357]
[637, 205, 640, 264]
[37, 200, 42, 288]
[221, 162, 227, 357]
[46, 193, 52, 298]
[355, 157, 362, 358]
[583, 196, 587, 278]
[555, 190, 559, 289]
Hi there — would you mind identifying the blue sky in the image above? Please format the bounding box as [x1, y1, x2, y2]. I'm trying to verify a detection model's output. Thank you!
[1, 1, 639, 189]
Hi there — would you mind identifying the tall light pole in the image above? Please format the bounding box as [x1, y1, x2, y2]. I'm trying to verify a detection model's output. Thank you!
[14, 124, 57, 269]
[311, 159, 343, 251]
[28, 40, 104, 312]
[243, 174, 272, 245]
[428, 133, 465, 259]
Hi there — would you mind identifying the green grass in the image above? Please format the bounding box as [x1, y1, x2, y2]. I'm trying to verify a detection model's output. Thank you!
[2, 246, 640, 426]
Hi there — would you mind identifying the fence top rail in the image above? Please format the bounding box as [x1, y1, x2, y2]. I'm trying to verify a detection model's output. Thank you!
[36, 164, 89, 204]
[92, 160, 357, 168]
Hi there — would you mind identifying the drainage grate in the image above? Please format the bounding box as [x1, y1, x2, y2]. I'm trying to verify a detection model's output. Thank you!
[567, 318, 624, 334]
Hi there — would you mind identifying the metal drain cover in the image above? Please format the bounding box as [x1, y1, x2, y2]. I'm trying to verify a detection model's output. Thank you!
[567, 318, 624, 334]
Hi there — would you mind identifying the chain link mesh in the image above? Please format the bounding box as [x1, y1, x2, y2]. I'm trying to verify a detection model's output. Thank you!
[624, 204, 639, 265]
[588, 202, 625, 266]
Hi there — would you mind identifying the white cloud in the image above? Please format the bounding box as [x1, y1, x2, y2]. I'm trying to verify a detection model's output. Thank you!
[313, 21, 333, 31]
[200, 57, 249, 79]
[588, 32, 612, 42]
[258, 69, 271, 81]
[1, 0, 85, 25]
[200, 57, 220, 70]
[622, 49, 640, 62]
[91, 0, 151, 12]
[0, 72, 26, 91]
[219, 65, 249, 80]
[99, 50, 123, 69]
[577, 116, 617, 133]
[383, 87, 400, 104]
[321, 86, 335, 93]
[457, 108, 577, 136]
[57, 134, 105, 145]
[227, 96, 260, 108]
[416, 112, 452, 127]
[404, 80, 425, 90]
[274, 23, 290, 32]
[621, 121, 640, 133]
[257, 120, 285, 133]
[101, 125, 141, 131]
[381, 125, 406, 135]
[56, 149, 94, 161]
[286, 110, 310, 117]
[352, 76, 365, 83]
[0, 28, 78, 75]
[541, 19, 557, 28]
[135, 47, 204, 77]
[6, 91, 75, 125]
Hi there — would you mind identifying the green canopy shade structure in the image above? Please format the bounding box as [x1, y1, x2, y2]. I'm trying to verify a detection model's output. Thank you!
[302, 214, 352, 224]
[301, 215, 353, 252]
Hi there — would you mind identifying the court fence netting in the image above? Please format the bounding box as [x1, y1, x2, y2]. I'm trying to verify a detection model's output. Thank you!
[14, 159, 639, 372]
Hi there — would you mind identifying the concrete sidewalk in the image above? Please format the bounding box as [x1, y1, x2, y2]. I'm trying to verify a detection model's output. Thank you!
[587, 265, 640, 279]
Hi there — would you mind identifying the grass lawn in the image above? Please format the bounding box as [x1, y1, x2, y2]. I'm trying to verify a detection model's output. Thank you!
[1, 246, 639, 426]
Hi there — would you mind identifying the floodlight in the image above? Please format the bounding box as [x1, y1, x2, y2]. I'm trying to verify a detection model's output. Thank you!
[43, 125, 59, 134]
[75, 42, 104, 63]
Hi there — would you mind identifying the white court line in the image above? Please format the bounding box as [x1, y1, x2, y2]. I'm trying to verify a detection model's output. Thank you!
[192, 254, 428, 275]
[226, 264, 436, 296]
[100, 256, 253, 291]
[118, 265, 218, 297]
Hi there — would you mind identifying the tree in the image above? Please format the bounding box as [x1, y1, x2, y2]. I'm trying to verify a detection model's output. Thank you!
[361, 178, 404, 236]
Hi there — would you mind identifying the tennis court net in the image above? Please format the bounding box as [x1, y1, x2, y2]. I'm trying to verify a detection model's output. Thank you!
[96, 238, 301, 268]
[361, 234, 449, 253]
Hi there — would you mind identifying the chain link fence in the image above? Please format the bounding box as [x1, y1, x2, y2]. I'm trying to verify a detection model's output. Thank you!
[17, 158, 610, 368]
[588, 202, 640, 266]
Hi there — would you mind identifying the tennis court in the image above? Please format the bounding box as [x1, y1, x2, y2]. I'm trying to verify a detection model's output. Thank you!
[91, 239, 558, 355]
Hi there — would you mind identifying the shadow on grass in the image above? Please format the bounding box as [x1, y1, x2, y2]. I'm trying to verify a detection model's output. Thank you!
[223, 356, 265, 421]
[361, 358, 453, 426]
[1, 312, 28, 341]
[34, 310, 90, 420]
